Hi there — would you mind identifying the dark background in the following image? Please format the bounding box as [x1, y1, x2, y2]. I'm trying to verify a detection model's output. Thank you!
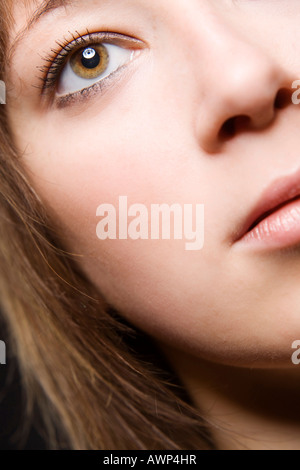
[0, 314, 46, 450]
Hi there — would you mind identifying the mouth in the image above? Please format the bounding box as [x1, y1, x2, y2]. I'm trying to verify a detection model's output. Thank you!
[236, 168, 300, 248]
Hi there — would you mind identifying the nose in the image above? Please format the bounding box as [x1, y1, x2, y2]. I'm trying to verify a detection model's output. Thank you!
[194, 19, 293, 153]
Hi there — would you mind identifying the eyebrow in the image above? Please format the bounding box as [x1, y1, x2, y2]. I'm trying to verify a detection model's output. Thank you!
[8, 0, 72, 64]
[26, 0, 71, 30]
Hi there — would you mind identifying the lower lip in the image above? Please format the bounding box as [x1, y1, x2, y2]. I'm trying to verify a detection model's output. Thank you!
[240, 197, 300, 248]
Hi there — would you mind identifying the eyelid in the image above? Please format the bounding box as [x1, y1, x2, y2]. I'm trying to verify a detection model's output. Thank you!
[55, 56, 141, 109]
[39, 30, 145, 97]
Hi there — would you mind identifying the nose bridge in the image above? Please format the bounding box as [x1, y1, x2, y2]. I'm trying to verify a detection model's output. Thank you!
[187, 4, 279, 88]
[203, 20, 280, 103]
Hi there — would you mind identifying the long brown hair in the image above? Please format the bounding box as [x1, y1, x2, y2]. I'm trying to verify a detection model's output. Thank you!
[0, 1, 214, 450]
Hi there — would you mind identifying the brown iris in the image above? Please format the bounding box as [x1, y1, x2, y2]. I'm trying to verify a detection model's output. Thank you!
[70, 44, 109, 79]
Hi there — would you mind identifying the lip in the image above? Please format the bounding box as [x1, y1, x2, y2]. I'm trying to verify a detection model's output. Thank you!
[235, 167, 300, 248]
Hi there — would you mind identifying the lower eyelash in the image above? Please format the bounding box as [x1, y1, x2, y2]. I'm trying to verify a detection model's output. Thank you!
[55, 63, 128, 108]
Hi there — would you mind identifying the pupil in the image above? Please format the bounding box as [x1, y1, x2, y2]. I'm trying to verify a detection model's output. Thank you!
[81, 48, 100, 69]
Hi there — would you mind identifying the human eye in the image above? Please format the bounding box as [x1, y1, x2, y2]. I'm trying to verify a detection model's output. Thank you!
[39, 31, 144, 105]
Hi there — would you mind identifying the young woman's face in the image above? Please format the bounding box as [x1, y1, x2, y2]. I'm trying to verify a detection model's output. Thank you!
[7, 0, 300, 367]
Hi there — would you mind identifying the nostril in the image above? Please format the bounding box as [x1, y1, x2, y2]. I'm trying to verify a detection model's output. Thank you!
[216, 88, 291, 148]
[274, 88, 292, 109]
[219, 115, 250, 142]
[219, 117, 236, 140]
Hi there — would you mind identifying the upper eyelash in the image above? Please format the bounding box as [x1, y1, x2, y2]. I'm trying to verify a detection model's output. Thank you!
[37, 29, 94, 92]
[36, 29, 137, 94]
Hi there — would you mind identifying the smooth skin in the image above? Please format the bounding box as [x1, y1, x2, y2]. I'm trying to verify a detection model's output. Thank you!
[7, 0, 300, 449]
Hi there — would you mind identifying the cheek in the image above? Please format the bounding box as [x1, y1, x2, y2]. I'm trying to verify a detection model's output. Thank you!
[13, 113, 279, 367]
[16, 98, 227, 351]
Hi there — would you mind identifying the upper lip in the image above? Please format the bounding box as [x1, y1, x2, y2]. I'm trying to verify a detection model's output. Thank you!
[235, 167, 300, 241]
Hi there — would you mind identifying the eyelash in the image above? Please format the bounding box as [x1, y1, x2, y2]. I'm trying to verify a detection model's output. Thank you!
[37, 29, 140, 97]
